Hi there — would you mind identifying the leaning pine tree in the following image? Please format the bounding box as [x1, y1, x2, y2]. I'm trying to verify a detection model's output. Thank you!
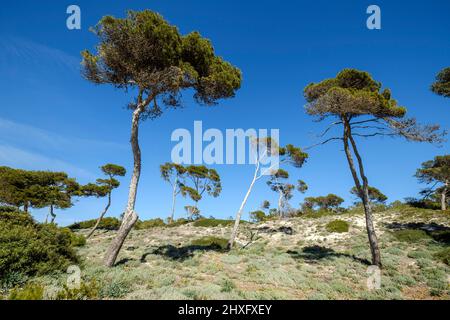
[82, 10, 241, 267]
[303, 69, 444, 267]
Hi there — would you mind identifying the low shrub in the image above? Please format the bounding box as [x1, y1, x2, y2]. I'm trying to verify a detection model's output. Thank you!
[191, 236, 229, 250]
[392, 229, 431, 242]
[193, 219, 234, 227]
[55, 280, 99, 300]
[0, 210, 79, 278]
[325, 220, 349, 233]
[167, 218, 191, 228]
[135, 218, 165, 230]
[68, 217, 120, 231]
[434, 248, 450, 265]
[249, 210, 267, 222]
[8, 283, 44, 300]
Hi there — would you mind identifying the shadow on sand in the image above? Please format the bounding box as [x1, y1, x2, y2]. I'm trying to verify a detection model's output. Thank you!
[141, 244, 226, 262]
[288, 245, 371, 266]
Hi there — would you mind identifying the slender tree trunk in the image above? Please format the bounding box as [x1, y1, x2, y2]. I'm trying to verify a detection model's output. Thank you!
[50, 204, 56, 224]
[87, 192, 112, 239]
[343, 119, 381, 267]
[104, 107, 143, 267]
[24, 202, 29, 214]
[228, 162, 260, 249]
[278, 189, 283, 218]
[441, 180, 448, 211]
[169, 177, 178, 223]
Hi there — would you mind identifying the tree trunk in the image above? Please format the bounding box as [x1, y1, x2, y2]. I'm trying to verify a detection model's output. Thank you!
[50, 204, 56, 224]
[442, 180, 448, 211]
[343, 119, 381, 267]
[24, 202, 29, 214]
[87, 191, 111, 239]
[228, 162, 260, 249]
[104, 107, 143, 267]
[169, 179, 177, 223]
[278, 189, 283, 218]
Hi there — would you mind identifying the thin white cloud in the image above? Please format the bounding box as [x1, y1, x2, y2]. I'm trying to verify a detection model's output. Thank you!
[0, 117, 126, 152]
[0, 36, 80, 72]
[0, 144, 94, 179]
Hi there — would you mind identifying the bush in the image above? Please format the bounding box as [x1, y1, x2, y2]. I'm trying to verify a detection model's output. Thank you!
[135, 218, 165, 230]
[191, 236, 229, 250]
[193, 219, 234, 227]
[55, 280, 99, 300]
[8, 283, 44, 300]
[249, 210, 267, 222]
[0, 210, 79, 278]
[393, 229, 431, 242]
[434, 248, 450, 265]
[167, 218, 191, 228]
[68, 217, 120, 231]
[325, 220, 349, 233]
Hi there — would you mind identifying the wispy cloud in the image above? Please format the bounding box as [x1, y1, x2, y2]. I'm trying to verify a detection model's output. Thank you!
[0, 117, 126, 152]
[0, 117, 127, 180]
[0, 144, 94, 179]
[0, 36, 80, 72]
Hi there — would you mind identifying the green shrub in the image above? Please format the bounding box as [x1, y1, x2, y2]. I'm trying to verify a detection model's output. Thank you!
[100, 280, 131, 298]
[191, 236, 229, 250]
[135, 218, 166, 230]
[393, 229, 431, 242]
[249, 210, 267, 222]
[0, 210, 79, 277]
[325, 220, 349, 233]
[193, 219, 234, 227]
[220, 278, 236, 293]
[0, 272, 28, 293]
[8, 283, 44, 300]
[167, 218, 191, 227]
[434, 248, 450, 265]
[55, 280, 99, 300]
[68, 217, 120, 231]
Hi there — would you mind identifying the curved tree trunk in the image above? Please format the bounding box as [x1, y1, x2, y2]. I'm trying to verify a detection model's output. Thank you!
[343, 119, 381, 267]
[104, 107, 143, 267]
[50, 204, 56, 224]
[442, 180, 448, 211]
[87, 192, 111, 239]
[228, 162, 260, 249]
[277, 189, 283, 218]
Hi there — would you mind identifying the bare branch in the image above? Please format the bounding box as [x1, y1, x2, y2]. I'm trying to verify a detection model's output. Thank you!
[304, 137, 343, 150]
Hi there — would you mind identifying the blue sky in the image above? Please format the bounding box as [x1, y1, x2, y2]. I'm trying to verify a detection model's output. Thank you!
[0, 0, 449, 225]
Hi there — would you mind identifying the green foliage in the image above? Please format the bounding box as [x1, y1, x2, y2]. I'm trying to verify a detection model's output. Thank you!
[350, 186, 387, 204]
[82, 9, 241, 110]
[325, 220, 349, 233]
[0, 210, 79, 277]
[68, 217, 121, 231]
[99, 280, 131, 298]
[8, 283, 44, 300]
[434, 248, 450, 265]
[249, 210, 267, 222]
[303, 194, 345, 211]
[0, 166, 81, 217]
[167, 218, 191, 228]
[193, 218, 234, 227]
[55, 280, 99, 300]
[191, 236, 229, 250]
[220, 278, 236, 293]
[135, 218, 166, 230]
[393, 229, 431, 242]
[431, 67, 450, 98]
